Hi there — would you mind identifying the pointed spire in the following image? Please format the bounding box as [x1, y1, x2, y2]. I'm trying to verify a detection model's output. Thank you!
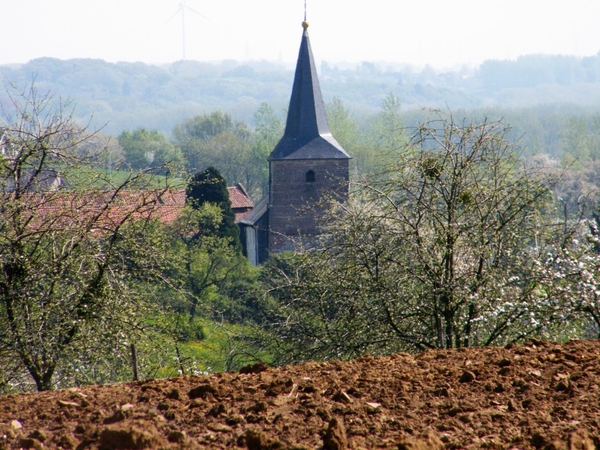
[269, 22, 350, 161]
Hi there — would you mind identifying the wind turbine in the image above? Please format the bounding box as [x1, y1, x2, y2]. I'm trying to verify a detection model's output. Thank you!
[167, 1, 209, 61]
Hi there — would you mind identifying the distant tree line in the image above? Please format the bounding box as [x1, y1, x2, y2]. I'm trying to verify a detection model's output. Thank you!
[3, 53, 600, 135]
[479, 53, 600, 90]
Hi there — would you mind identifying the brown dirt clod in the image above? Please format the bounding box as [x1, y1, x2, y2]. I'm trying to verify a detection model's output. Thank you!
[323, 417, 347, 450]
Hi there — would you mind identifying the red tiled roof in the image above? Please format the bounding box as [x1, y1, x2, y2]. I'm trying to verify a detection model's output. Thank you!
[28, 186, 254, 233]
[228, 184, 254, 209]
[15, 190, 168, 235]
[228, 184, 254, 222]
[153, 189, 185, 224]
[153, 186, 254, 224]
[125, 186, 255, 225]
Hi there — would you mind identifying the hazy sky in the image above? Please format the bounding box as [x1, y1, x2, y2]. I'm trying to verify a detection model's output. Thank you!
[2, 0, 599, 68]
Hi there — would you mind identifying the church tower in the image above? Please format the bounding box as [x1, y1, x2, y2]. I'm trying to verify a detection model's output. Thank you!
[241, 21, 350, 263]
[267, 21, 351, 253]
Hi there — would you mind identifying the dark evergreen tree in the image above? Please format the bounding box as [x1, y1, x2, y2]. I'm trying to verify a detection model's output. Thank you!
[186, 167, 241, 252]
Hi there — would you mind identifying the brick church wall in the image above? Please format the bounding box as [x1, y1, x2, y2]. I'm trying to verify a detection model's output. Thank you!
[268, 158, 349, 253]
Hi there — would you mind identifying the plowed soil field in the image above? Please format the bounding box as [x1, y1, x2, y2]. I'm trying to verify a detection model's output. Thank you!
[1, 339, 600, 449]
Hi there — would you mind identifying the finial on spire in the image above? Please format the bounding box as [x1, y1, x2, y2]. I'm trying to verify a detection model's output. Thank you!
[302, 1, 308, 29]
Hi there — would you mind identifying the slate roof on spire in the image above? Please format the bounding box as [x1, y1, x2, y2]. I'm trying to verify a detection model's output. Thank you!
[269, 23, 350, 161]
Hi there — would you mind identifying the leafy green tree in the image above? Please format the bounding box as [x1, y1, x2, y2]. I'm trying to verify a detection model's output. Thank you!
[560, 116, 591, 166]
[186, 166, 241, 252]
[118, 127, 182, 170]
[174, 111, 247, 143]
[372, 92, 406, 152]
[0, 85, 176, 391]
[326, 97, 361, 151]
[324, 94, 407, 179]
[255, 114, 583, 363]
[199, 132, 252, 192]
[248, 103, 283, 198]
[172, 111, 252, 184]
[360, 92, 408, 176]
[177, 165, 255, 323]
[588, 114, 600, 160]
[169, 203, 245, 322]
[325, 97, 368, 176]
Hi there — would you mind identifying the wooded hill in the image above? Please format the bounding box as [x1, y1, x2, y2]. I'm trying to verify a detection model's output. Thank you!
[2, 52, 600, 136]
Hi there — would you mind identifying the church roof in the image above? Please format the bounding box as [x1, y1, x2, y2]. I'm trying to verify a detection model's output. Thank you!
[239, 195, 268, 227]
[269, 23, 350, 161]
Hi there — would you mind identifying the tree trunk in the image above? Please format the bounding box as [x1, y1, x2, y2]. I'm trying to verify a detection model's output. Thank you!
[30, 366, 55, 392]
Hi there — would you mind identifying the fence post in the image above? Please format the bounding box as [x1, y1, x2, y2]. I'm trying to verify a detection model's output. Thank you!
[130, 344, 138, 381]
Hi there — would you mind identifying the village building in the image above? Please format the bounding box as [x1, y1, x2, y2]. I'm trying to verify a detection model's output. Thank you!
[240, 21, 351, 265]
[28, 184, 253, 236]
[152, 184, 254, 225]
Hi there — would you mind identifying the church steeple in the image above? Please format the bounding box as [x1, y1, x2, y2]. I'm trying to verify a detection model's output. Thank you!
[239, 19, 352, 262]
[269, 22, 350, 161]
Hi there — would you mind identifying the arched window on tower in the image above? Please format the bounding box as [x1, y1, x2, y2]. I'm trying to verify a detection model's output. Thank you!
[306, 170, 315, 183]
